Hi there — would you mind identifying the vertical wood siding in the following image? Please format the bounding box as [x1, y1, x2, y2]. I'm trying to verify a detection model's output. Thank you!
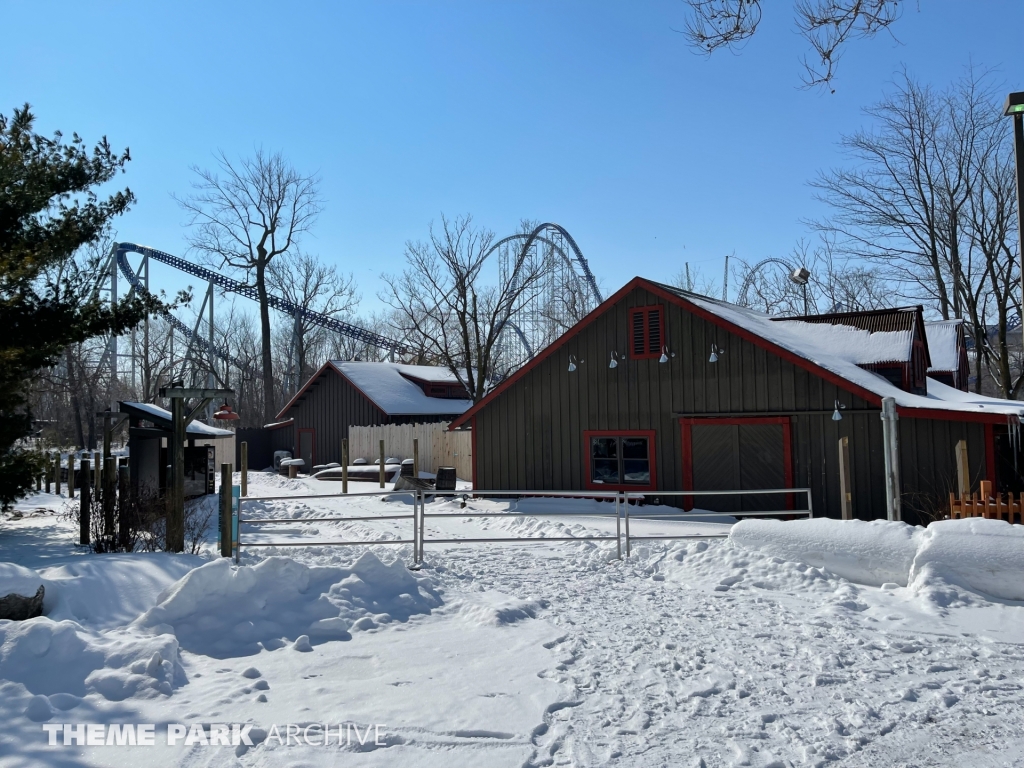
[283, 367, 464, 467]
[473, 286, 990, 524]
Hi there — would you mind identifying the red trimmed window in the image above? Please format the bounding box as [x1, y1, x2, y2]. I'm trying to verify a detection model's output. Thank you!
[585, 430, 657, 490]
[630, 306, 664, 359]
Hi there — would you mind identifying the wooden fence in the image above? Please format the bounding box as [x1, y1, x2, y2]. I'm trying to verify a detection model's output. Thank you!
[949, 480, 1022, 524]
[347, 423, 472, 481]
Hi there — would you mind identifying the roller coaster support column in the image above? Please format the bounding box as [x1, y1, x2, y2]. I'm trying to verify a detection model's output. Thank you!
[160, 386, 234, 551]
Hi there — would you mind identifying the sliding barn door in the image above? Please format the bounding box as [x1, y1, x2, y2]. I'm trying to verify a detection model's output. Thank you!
[688, 420, 789, 513]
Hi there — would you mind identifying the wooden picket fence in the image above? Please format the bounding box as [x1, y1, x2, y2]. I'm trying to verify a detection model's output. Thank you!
[949, 480, 1022, 524]
[347, 422, 472, 481]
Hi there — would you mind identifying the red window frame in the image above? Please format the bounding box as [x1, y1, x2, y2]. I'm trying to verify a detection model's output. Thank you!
[629, 305, 665, 360]
[583, 429, 657, 491]
[679, 416, 793, 511]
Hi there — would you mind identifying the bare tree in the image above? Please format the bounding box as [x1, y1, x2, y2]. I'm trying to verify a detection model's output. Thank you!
[682, 0, 902, 88]
[268, 251, 360, 389]
[380, 214, 545, 402]
[811, 69, 1021, 396]
[175, 149, 322, 421]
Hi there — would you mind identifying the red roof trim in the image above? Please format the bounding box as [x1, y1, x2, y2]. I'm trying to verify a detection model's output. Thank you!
[896, 406, 1017, 425]
[451, 277, 1015, 429]
[449, 278, 651, 429]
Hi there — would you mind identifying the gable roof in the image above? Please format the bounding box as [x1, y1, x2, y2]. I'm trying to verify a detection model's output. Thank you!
[450, 277, 1023, 428]
[120, 401, 235, 437]
[277, 361, 472, 419]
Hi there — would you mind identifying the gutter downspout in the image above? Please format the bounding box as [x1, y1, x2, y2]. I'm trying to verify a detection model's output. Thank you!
[881, 397, 901, 522]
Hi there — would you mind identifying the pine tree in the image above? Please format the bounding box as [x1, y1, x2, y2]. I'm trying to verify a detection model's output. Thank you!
[0, 105, 157, 509]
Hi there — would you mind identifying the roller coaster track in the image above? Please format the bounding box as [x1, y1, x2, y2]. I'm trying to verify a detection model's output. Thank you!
[114, 242, 409, 360]
[484, 223, 603, 304]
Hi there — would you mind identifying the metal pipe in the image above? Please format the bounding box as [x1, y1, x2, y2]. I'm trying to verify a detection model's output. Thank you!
[1013, 112, 1024, 353]
[625, 499, 631, 558]
[616, 492, 621, 560]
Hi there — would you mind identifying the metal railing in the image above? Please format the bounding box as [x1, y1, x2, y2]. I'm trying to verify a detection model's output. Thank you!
[620, 488, 813, 557]
[235, 490, 420, 563]
[418, 489, 624, 563]
[232, 486, 812, 564]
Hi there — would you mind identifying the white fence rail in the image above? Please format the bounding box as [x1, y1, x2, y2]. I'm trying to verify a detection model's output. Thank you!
[347, 422, 471, 480]
[233, 488, 813, 563]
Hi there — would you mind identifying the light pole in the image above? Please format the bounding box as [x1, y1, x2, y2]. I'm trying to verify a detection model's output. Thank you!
[789, 266, 811, 316]
[1006, 91, 1024, 350]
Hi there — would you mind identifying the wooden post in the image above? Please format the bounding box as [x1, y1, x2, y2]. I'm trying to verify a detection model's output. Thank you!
[68, 454, 75, 500]
[379, 439, 386, 488]
[342, 438, 349, 494]
[79, 458, 91, 546]
[117, 465, 130, 551]
[103, 456, 116, 537]
[53, 453, 60, 496]
[220, 463, 232, 557]
[167, 395, 185, 552]
[240, 441, 248, 497]
[838, 436, 852, 520]
[955, 439, 970, 498]
[413, 438, 420, 479]
[44, 455, 51, 494]
[36, 472, 41, 491]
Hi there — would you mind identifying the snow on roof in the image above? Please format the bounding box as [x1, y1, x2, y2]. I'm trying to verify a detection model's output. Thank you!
[120, 402, 235, 437]
[658, 285, 1024, 418]
[925, 320, 962, 372]
[330, 361, 472, 416]
[775, 321, 913, 365]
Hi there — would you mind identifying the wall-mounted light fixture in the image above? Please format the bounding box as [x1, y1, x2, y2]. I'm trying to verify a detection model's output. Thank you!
[609, 351, 619, 369]
[709, 343, 724, 363]
[832, 400, 846, 421]
[568, 354, 582, 372]
[659, 346, 675, 364]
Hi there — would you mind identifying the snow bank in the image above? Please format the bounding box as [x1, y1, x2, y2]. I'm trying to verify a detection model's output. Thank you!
[909, 518, 1024, 601]
[133, 552, 439, 658]
[731, 517, 1024, 601]
[0, 618, 180, 707]
[0, 563, 45, 599]
[730, 518, 919, 587]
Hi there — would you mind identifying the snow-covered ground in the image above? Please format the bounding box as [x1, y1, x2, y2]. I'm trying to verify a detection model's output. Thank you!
[3, 473, 1024, 767]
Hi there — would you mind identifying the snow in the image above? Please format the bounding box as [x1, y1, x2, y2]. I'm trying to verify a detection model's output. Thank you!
[0, 562, 45, 599]
[5, 478, 1024, 765]
[776, 323, 913, 365]
[121, 401, 235, 438]
[671, 287, 1024, 418]
[926, 319, 963, 372]
[330, 361, 472, 416]
[732, 516, 1024, 601]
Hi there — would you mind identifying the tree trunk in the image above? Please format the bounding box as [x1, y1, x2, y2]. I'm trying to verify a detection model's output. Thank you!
[65, 346, 85, 449]
[257, 260, 275, 423]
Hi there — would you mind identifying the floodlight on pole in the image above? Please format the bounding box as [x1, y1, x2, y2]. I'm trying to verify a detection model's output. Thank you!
[1005, 91, 1024, 352]
[789, 266, 812, 316]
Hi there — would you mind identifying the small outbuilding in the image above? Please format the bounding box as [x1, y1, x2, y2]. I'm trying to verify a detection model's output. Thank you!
[121, 401, 235, 498]
[270, 361, 472, 470]
[450, 277, 1024, 524]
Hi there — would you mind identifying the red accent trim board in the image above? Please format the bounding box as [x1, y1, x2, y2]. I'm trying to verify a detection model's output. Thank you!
[582, 430, 657, 492]
[471, 416, 478, 490]
[679, 416, 794, 511]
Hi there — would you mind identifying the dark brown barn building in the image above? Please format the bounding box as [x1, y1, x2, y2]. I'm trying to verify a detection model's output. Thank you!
[451, 278, 1024, 524]
[261, 362, 471, 470]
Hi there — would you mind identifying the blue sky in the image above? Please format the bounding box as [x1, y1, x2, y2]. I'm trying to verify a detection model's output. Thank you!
[2, 1, 1022, 317]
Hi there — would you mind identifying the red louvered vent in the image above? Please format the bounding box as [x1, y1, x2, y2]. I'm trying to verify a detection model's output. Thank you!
[629, 305, 665, 359]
